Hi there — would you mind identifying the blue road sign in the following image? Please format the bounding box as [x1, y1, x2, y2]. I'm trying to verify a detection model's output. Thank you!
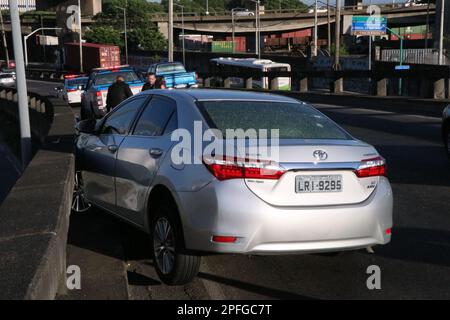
[352, 16, 387, 36]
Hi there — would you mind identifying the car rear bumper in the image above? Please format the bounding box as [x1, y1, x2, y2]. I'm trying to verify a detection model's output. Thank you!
[177, 177, 393, 254]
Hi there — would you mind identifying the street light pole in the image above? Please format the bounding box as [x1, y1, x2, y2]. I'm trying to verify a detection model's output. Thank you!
[313, 0, 318, 57]
[9, 0, 31, 167]
[334, 0, 341, 70]
[23, 27, 62, 67]
[168, 0, 173, 62]
[438, 0, 445, 65]
[232, 9, 235, 53]
[174, 3, 185, 65]
[78, 0, 83, 73]
[327, 0, 331, 53]
[206, 0, 209, 15]
[116, 5, 128, 65]
[0, 9, 10, 68]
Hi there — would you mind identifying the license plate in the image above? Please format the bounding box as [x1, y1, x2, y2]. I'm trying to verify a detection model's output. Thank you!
[175, 84, 187, 88]
[295, 175, 342, 193]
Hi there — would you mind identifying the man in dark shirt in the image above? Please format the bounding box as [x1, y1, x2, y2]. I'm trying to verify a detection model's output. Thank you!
[106, 75, 133, 112]
[142, 73, 157, 91]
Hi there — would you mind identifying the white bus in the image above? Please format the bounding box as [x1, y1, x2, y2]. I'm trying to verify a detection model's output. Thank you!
[209, 57, 291, 90]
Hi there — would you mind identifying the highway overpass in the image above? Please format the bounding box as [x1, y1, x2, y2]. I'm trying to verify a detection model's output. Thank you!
[153, 5, 436, 37]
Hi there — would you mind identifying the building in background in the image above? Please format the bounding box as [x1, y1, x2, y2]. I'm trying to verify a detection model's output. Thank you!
[0, 0, 36, 12]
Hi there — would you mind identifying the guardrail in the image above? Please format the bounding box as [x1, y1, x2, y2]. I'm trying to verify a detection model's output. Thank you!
[0, 86, 74, 299]
[25, 68, 66, 82]
[199, 63, 450, 99]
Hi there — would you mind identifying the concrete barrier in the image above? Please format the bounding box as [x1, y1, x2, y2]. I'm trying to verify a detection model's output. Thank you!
[0, 87, 75, 299]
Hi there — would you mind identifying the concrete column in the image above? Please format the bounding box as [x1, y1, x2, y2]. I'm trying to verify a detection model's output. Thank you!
[245, 77, 253, 89]
[224, 77, 231, 88]
[270, 78, 279, 90]
[433, 78, 446, 99]
[332, 78, 343, 94]
[376, 78, 387, 97]
[299, 77, 308, 92]
[204, 77, 211, 88]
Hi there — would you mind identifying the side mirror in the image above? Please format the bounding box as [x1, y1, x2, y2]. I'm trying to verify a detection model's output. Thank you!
[76, 119, 97, 134]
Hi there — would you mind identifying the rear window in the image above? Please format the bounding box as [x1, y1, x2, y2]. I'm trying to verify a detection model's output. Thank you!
[0, 74, 14, 79]
[94, 71, 139, 86]
[157, 63, 186, 73]
[67, 78, 87, 87]
[198, 101, 351, 140]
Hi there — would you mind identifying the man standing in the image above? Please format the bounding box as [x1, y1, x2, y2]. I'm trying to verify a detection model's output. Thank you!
[142, 73, 157, 91]
[106, 75, 133, 112]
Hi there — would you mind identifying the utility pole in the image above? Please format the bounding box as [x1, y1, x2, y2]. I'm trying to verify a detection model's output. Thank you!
[174, 3, 185, 65]
[334, 0, 341, 69]
[438, 0, 445, 65]
[9, 0, 31, 167]
[0, 9, 10, 68]
[327, 0, 331, 53]
[168, 0, 173, 62]
[425, 0, 430, 49]
[334, 0, 342, 92]
[232, 9, 236, 53]
[116, 4, 128, 64]
[312, 0, 318, 57]
[78, 0, 83, 73]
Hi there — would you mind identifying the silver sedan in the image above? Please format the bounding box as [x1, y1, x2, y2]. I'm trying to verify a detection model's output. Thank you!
[73, 89, 393, 285]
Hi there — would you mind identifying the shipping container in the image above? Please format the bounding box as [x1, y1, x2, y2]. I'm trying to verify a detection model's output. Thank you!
[211, 41, 235, 53]
[281, 29, 312, 38]
[64, 43, 121, 72]
[225, 36, 247, 52]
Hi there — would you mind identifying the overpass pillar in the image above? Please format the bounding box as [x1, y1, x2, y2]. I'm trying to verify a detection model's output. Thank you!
[433, 78, 446, 99]
[376, 78, 387, 97]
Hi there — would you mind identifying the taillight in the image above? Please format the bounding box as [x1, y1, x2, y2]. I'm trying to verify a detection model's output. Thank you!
[203, 156, 285, 181]
[67, 89, 77, 92]
[355, 156, 387, 178]
[95, 91, 103, 106]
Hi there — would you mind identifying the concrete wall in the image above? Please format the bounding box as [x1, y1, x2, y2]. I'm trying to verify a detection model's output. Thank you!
[0, 86, 75, 299]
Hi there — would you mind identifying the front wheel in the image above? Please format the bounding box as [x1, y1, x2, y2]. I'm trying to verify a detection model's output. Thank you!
[151, 204, 200, 285]
[72, 171, 91, 213]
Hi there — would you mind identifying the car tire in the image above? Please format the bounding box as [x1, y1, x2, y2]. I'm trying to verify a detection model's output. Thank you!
[72, 171, 91, 214]
[151, 203, 200, 285]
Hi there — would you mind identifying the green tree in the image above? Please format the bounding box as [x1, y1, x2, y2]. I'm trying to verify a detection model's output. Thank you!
[84, 26, 123, 47]
[88, 0, 167, 51]
[128, 25, 167, 51]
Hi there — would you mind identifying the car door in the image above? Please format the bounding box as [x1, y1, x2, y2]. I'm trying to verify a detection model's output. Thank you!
[82, 96, 149, 212]
[114, 95, 178, 225]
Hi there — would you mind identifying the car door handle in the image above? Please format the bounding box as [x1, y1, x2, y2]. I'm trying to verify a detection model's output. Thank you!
[149, 148, 163, 158]
[108, 145, 118, 153]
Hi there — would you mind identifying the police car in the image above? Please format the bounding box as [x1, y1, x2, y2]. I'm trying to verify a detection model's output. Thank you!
[80, 65, 144, 119]
[56, 74, 88, 105]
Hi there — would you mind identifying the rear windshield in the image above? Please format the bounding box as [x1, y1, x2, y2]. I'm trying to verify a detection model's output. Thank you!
[94, 71, 140, 86]
[198, 100, 351, 140]
[0, 74, 14, 79]
[157, 63, 186, 73]
[67, 78, 88, 87]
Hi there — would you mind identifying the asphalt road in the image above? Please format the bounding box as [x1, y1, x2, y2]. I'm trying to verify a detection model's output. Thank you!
[44, 82, 450, 300]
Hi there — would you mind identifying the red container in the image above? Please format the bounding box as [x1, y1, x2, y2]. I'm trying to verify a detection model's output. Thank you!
[281, 29, 312, 38]
[225, 36, 246, 52]
[64, 42, 121, 72]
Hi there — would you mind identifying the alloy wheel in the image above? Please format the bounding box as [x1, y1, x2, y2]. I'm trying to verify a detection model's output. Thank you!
[153, 217, 176, 275]
[72, 171, 91, 213]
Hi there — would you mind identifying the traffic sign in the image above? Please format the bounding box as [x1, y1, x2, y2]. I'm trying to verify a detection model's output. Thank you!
[395, 65, 410, 70]
[352, 16, 387, 36]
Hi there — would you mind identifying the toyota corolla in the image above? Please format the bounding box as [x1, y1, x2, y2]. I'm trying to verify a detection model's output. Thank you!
[73, 89, 393, 285]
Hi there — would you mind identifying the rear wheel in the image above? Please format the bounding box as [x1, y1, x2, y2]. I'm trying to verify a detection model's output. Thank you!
[151, 203, 200, 285]
[72, 171, 91, 213]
